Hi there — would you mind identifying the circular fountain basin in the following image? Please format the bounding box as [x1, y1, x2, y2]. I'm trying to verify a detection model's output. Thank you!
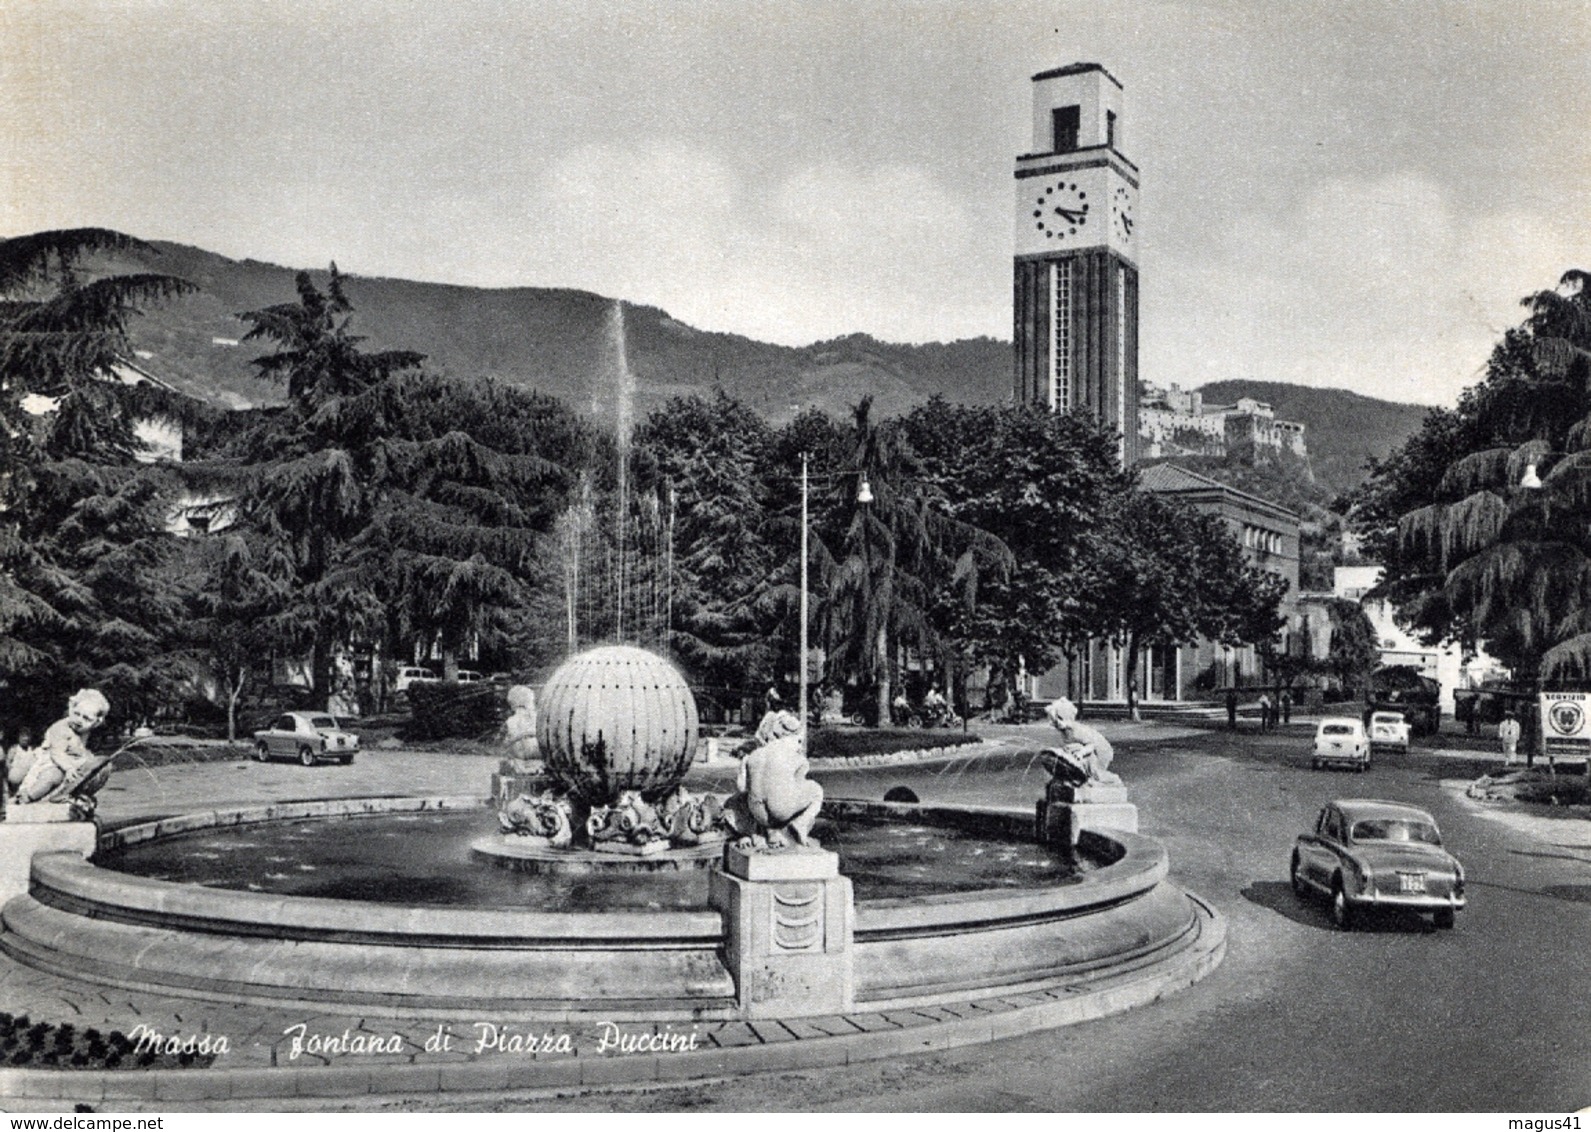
[0, 796, 1206, 1021]
[100, 805, 1087, 903]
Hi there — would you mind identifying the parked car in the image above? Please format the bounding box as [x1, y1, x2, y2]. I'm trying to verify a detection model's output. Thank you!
[456, 670, 485, 683]
[394, 666, 436, 694]
[1368, 710, 1411, 752]
[1312, 717, 1371, 772]
[253, 712, 359, 766]
[1290, 799, 1465, 930]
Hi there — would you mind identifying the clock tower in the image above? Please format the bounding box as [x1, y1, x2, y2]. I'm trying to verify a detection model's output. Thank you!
[1013, 63, 1139, 465]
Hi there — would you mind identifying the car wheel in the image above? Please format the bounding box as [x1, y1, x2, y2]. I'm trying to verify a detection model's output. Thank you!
[298, 745, 317, 767]
[254, 741, 270, 763]
[1311, 758, 1320, 770]
[1434, 908, 1456, 930]
[339, 756, 354, 766]
[1331, 879, 1356, 930]
[1290, 853, 1308, 899]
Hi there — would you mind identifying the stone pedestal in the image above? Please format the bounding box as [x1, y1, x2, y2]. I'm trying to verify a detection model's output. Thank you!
[491, 758, 547, 804]
[709, 845, 853, 1018]
[1037, 782, 1138, 847]
[0, 813, 96, 907]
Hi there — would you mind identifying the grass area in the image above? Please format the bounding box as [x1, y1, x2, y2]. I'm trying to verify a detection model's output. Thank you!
[807, 727, 982, 760]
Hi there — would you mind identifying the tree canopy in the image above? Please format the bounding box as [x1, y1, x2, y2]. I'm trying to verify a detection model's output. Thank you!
[1352, 269, 1591, 683]
[0, 229, 195, 733]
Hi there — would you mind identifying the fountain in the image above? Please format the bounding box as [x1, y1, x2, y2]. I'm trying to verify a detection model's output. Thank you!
[472, 644, 729, 872]
[0, 673, 1220, 1030]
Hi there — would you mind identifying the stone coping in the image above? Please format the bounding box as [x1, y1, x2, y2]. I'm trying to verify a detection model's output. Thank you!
[0, 893, 1225, 1109]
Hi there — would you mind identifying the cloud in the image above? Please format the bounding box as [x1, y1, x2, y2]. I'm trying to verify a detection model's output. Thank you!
[1153, 171, 1584, 405]
[523, 141, 993, 345]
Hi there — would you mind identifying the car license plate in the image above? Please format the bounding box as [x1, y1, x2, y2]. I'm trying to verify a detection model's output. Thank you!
[1398, 872, 1426, 894]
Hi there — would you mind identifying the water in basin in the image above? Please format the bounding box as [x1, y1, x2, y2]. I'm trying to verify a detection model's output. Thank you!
[100, 810, 1084, 912]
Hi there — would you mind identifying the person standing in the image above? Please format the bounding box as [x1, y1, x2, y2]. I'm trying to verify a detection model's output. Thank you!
[1225, 687, 1238, 730]
[1499, 712, 1522, 765]
[1257, 691, 1272, 732]
[1280, 688, 1292, 726]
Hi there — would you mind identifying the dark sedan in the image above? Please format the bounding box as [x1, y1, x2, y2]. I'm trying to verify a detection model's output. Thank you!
[1290, 799, 1465, 930]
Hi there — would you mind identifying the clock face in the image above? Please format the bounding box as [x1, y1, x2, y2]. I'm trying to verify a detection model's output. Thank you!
[1111, 185, 1136, 243]
[1031, 181, 1091, 242]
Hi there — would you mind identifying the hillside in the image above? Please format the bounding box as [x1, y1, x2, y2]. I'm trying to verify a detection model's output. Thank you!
[56, 239, 1429, 503]
[99, 241, 1010, 433]
[1193, 380, 1432, 502]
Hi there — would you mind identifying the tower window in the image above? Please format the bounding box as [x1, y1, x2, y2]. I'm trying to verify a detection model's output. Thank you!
[1049, 261, 1072, 412]
[1107, 110, 1116, 149]
[1052, 105, 1080, 153]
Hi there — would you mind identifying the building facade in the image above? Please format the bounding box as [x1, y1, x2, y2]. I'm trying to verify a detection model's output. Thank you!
[1329, 565, 1504, 714]
[1012, 63, 1140, 466]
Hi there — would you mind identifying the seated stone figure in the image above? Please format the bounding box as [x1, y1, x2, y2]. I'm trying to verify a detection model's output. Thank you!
[7, 689, 114, 817]
[1042, 696, 1121, 788]
[724, 710, 823, 850]
[501, 684, 539, 761]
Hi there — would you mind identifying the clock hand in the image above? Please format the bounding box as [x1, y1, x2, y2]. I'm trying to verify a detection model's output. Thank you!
[1053, 207, 1087, 223]
[1120, 216, 1134, 235]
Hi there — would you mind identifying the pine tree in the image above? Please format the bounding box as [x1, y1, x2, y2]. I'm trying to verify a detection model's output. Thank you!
[1381, 269, 1591, 683]
[231, 269, 585, 699]
[0, 229, 194, 731]
[633, 392, 780, 710]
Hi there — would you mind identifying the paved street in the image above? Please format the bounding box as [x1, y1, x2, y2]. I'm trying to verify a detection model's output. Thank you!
[541, 719, 1591, 1112]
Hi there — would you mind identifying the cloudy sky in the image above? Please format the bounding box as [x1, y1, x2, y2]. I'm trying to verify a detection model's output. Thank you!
[3, 0, 1587, 406]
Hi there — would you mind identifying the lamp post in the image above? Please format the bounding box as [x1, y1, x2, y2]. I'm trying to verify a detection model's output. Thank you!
[1521, 460, 1547, 766]
[800, 452, 809, 750]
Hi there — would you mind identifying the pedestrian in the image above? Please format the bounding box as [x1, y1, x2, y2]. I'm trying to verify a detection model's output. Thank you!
[1257, 691, 1272, 732]
[1499, 712, 1521, 765]
[1225, 687, 1238, 730]
[1280, 688, 1292, 726]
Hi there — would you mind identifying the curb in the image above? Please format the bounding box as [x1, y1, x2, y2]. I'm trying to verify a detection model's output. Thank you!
[0, 891, 1224, 1110]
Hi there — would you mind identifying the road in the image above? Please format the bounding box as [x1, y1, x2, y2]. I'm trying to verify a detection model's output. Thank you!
[534, 720, 1591, 1112]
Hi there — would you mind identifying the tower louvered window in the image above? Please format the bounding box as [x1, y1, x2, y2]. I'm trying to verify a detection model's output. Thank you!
[1049, 260, 1072, 411]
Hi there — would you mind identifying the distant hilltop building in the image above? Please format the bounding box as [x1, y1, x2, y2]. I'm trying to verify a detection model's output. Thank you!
[1138, 381, 1308, 463]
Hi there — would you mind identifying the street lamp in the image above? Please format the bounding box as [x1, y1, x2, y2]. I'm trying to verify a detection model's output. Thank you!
[1519, 459, 1546, 763]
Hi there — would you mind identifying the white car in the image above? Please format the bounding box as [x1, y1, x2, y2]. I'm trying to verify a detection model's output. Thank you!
[394, 666, 437, 694]
[1368, 710, 1411, 753]
[253, 712, 359, 766]
[1312, 717, 1370, 772]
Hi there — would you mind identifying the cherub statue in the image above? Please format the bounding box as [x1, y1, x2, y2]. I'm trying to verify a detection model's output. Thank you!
[724, 709, 823, 850]
[1042, 696, 1121, 787]
[502, 684, 539, 760]
[7, 689, 114, 818]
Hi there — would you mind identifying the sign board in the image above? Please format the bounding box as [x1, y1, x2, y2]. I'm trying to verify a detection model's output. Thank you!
[1540, 692, 1591, 757]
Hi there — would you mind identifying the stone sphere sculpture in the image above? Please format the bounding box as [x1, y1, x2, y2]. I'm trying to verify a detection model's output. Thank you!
[536, 645, 700, 805]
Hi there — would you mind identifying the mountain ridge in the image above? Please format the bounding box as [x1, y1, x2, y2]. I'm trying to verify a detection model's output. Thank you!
[74, 237, 1429, 497]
